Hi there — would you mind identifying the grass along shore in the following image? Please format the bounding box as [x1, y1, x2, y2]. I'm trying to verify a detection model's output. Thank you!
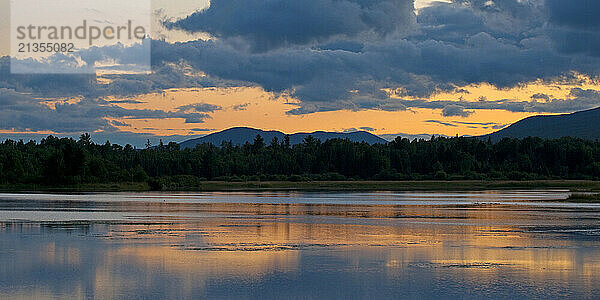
[1, 180, 600, 193]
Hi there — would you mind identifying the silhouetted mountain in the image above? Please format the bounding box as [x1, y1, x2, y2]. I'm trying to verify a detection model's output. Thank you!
[483, 107, 600, 141]
[180, 127, 388, 148]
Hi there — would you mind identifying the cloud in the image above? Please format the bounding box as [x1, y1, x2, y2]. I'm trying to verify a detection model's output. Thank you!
[416, 2, 487, 43]
[153, 34, 566, 114]
[0, 53, 237, 132]
[340, 126, 375, 133]
[546, 0, 600, 29]
[4, 0, 600, 136]
[314, 40, 365, 53]
[451, 121, 498, 126]
[372, 87, 600, 114]
[232, 103, 250, 111]
[176, 103, 222, 113]
[109, 120, 131, 127]
[180, 113, 212, 123]
[530, 93, 551, 101]
[173, 103, 222, 123]
[108, 99, 147, 104]
[0, 89, 215, 132]
[151, 0, 600, 114]
[165, 0, 416, 52]
[442, 104, 472, 117]
[445, 120, 508, 130]
[545, 0, 600, 56]
[424, 120, 458, 127]
[0, 57, 222, 98]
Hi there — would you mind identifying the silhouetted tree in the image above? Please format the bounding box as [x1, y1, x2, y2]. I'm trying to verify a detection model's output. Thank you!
[0, 135, 599, 186]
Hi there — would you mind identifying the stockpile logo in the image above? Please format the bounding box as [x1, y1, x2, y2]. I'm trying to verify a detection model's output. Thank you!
[10, 0, 151, 74]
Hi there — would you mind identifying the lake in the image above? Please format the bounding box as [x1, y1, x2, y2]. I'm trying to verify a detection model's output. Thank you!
[1, 190, 600, 299]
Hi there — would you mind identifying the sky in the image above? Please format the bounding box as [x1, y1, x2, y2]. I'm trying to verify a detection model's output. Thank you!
[1, 0, 600, 146]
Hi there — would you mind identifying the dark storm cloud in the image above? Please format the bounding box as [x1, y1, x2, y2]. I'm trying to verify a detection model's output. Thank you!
[453, 0, 540, 16]
[314, 40, 365, 53]
[546, 0, 600, 56]
[416, 2, 486, 43]
[0, 88, 31, 106]
[165, 0, 416, 52]
[548, 25, 600, 57]
[152, 25, 598, 114]
[546, 0, 600, 29]
[159, 0, 600, 115]
[139, 0, 599, 115]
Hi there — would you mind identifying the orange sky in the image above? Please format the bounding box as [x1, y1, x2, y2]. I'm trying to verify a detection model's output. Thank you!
[3, 75, 596, 139]
[1, 73, 596, 139]
[88, 74, 598, 138]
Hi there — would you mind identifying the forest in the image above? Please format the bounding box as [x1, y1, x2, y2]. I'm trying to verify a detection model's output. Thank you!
[1, 133, 600, 189]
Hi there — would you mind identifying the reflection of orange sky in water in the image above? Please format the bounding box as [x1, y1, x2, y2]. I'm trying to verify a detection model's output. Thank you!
[79, 219, 600, 295]
[3, 201, 600, 298]
[56, 202, 600, 272]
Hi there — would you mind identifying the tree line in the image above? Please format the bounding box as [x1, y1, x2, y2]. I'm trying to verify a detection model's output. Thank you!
[1, 133, 599, 189]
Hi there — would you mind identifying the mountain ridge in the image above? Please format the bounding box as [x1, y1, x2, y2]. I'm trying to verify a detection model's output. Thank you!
[483, 107, 600, 141]
[180, 127, 388, 148]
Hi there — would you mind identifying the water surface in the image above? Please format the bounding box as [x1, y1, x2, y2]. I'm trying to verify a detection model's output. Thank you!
[1, 190, 599, 299]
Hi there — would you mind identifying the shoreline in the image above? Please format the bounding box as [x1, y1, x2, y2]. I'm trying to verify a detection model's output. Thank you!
[1, 180, 599, 193]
